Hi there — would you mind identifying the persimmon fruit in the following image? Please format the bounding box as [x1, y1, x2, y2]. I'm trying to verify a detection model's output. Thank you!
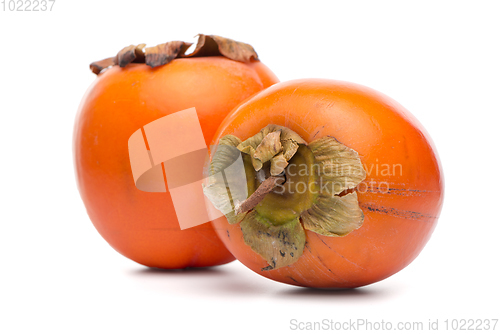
[74, 35, 278, 269]
[204, 79, 444, 288]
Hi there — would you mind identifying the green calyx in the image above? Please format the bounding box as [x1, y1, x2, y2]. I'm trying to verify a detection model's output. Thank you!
[255, 145, 318, 225]
[203, 125, 366, 270]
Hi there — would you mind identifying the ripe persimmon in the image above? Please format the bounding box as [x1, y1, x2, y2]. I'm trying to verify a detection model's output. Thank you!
[74, 35, 278, 269]
[204, 79, 443, 288]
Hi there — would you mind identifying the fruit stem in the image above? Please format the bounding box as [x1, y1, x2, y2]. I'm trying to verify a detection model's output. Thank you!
[235, 175, 285, 215]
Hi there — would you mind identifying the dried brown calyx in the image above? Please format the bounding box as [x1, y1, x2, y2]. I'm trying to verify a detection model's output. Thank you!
[90, 34, 259, 75]
[203, 125, 367, 271]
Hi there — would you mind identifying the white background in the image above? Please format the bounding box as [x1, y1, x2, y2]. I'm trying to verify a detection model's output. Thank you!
[1, 1, 499, 333]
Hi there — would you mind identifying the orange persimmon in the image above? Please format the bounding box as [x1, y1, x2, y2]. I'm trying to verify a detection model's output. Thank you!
[74, 35, 278, 269]
[206, 79, 443, 287]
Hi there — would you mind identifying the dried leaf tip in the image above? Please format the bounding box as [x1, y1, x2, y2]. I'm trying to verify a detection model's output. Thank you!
[116, 44, 146, 67]
[145, 41, 191, 68]
[89, 34, 259, 75]
[89, 57, 115, 75]
[187, 34, 259, 62]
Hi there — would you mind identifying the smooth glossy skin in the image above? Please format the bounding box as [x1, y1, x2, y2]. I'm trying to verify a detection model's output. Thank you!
[74, 57, 278, 269]
[210, 79, 444, 287]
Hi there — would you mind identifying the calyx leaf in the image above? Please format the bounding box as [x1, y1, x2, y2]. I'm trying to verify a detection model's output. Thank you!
[301, 192, 364, 237]
[145, 41, 192, 67]
[270, 153, 288, 176]
[309, 136, 366, 195]
[115, 44, 146, 67]
[253, 131, 282, 165]
[89, 57, 115, 75]
[236, 124, 306, 175]
[203, 135, 248, 224]
[240, 211, 305, 271]
[183, 34, 258, 62]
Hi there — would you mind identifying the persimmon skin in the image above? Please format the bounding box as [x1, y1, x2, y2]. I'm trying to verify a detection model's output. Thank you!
[74, 57, 278, 269]
[210, 79, 444, 288]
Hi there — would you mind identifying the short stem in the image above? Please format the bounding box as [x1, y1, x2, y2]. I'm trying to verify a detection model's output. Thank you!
[235, 175, 285, 215]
